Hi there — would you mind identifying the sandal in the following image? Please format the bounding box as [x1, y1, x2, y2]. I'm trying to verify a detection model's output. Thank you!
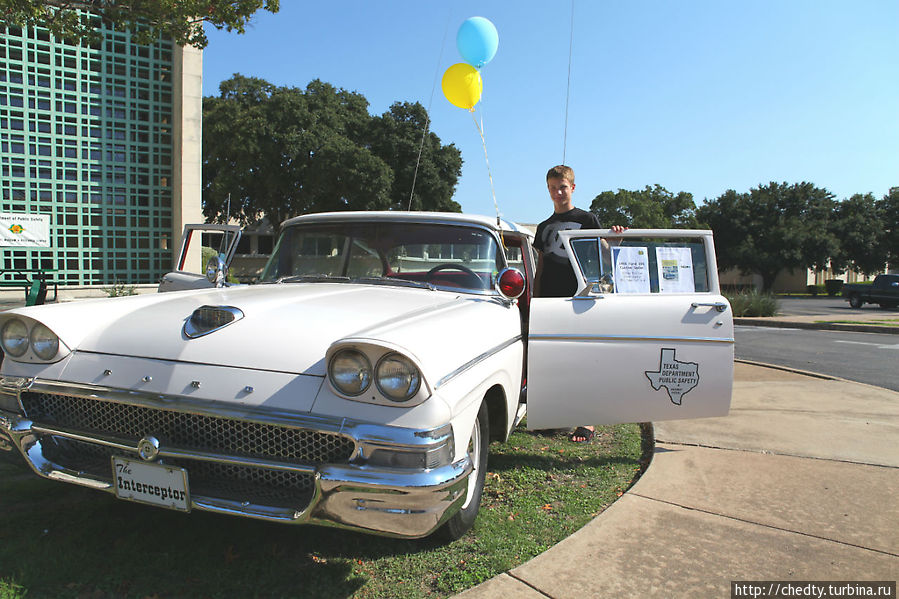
[569, 426, 595, 443]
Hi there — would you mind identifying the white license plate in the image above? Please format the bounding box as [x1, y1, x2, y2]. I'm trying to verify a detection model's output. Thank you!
[112, 457, 190, 512]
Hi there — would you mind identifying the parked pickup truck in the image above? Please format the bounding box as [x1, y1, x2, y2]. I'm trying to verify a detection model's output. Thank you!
[842, 274, 899, 309]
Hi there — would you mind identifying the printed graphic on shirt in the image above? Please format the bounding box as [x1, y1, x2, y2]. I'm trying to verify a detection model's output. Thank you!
[541, 222, 584, 260]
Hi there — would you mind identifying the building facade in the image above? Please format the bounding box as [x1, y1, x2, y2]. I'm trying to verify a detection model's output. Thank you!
[0, 16, 201, 288]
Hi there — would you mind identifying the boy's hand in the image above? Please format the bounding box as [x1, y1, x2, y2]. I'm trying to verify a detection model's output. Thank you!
[610, 225, 627, 233]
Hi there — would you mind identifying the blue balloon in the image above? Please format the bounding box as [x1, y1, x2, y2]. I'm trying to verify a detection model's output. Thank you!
[457, 16, 498, 68]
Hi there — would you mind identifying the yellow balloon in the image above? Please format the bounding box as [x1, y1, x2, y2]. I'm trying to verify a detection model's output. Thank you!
[442, 63, 483, 110]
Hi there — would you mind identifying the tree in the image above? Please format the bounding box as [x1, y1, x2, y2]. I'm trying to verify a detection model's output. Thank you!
[589, 185, 700, 229]
[0, 0, 279, 48]
[203, 76, 390, 229]
[696, 182, 838, 291]
[368, 102, 462, 212]
[202, 75, 462, 229]
[883, 187, 899, 268]
[830, 193, 887, 276]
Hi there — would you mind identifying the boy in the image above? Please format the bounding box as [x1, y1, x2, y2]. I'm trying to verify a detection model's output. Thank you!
[533, 165, 624, 441]
[534, 165, 624, 297]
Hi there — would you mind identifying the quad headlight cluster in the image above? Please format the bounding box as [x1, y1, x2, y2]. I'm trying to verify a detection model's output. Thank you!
[0, 317, 64, 362]
[328, 347, 423, 404]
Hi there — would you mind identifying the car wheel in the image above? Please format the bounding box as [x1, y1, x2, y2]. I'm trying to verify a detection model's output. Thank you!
[848, 294, 863, 309]
[438, 401, 489, 541]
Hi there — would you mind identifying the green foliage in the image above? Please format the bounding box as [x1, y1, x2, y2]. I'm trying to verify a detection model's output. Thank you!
[697, 182, 838, 291]
[0, 424, 643, 598]
[0, 579, 26, 599]
[824, 279, 843, 296]
[806, 284, 825, 296]
[590, 184, 700, 228]
[368, 102, 462, 212]
[0, 0, 279, 48]
[102, 280, 136, 297]
[725, 289, 779, 316]
[200, 246, 217, 269]
[202, 76, 462, 229]
[882, 187, 899, 268]
[830, 193, 887, 276]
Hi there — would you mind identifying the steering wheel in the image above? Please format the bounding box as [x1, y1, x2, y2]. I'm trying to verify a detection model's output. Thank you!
[425, 264, 483, 289]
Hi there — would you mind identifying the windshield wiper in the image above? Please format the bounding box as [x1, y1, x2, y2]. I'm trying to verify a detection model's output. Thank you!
[275, 275, 350, 284]
[350, 276, 435, 290]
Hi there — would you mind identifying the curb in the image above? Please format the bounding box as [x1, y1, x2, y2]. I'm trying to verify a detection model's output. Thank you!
[733, 358, 838, 381]
[735, 358, 899, 394]
[733, 317, 899, 335]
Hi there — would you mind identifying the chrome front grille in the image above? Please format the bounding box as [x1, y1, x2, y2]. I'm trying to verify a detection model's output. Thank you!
[41, 437, 315, 509]
[20, 392, 356, 465]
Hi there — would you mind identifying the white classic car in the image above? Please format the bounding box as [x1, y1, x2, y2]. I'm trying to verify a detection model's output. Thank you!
[0, 211, 733, 540]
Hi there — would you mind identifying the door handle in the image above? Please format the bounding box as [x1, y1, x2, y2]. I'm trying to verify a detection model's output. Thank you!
[691, 301, 728, 313]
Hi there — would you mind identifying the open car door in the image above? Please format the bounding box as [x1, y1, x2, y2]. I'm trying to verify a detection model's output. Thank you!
[527, 229, 733, 429]
[158, 224, 241, 293]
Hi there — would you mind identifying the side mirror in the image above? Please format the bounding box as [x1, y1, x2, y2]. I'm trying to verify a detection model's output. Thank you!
[599, 273, 614, 294]
[576, 273, 614, 297]
[205, 256, 227, 287]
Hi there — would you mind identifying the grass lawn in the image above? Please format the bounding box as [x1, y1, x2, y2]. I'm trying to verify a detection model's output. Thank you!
[815, 318, 899, 327]
[0, 422, 646, 599]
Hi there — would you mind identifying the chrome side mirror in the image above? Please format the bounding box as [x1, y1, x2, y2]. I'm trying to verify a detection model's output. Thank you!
[205, 256, 227, 287]
[598, 273, 614, 294]
[578, 273, 614, 296]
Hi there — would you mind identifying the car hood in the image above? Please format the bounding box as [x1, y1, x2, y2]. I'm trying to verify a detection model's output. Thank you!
[9, 284, 498, 376]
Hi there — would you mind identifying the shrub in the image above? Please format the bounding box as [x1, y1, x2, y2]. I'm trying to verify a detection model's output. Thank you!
[824, 279, 844, 296]
[724, 289, 779, 317]
[102, 280, 137, 297]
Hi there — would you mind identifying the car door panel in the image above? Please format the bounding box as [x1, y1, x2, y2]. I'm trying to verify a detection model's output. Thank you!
[526, 229, 734, 429]
[158, 224, 241, 293]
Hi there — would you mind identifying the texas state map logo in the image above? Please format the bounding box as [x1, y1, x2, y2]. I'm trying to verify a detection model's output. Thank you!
[645, 348, 700, 405]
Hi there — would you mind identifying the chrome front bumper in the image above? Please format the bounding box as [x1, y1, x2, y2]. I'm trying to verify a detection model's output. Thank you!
[0, 377, 470, 539]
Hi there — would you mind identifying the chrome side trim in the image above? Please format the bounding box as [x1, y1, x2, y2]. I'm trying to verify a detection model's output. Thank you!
[529, 334, 734, 344]
[435, 335, 522, 389]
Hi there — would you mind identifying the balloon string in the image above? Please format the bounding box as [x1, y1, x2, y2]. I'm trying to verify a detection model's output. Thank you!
[470, 110, 506, 250]
[562, 0, 575, 165]
[409, 7, 454, 211]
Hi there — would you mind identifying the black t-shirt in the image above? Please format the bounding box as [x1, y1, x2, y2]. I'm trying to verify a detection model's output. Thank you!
[534, 208, 601, 297]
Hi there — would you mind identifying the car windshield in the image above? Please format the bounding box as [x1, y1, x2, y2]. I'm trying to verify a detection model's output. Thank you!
[260, 221, 503, 293]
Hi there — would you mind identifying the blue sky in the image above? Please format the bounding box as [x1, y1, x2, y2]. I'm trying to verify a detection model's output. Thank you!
[201, 1, 898, 225]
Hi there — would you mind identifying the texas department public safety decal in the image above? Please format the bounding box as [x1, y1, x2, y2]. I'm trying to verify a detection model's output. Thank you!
[645, 348, 699, 406]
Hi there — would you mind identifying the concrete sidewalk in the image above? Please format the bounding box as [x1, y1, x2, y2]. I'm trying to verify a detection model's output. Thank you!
[456, 362, 899, 598]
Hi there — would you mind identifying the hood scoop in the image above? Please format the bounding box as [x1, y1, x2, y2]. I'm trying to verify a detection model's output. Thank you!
[184, 305, 244, 339]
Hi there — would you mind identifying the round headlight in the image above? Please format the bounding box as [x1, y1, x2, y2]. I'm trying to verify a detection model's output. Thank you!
[1, 319, 29, 357]
[376, 353, 422, 402]
[328, 349, 372, 396]
[30, 322, 59, 361]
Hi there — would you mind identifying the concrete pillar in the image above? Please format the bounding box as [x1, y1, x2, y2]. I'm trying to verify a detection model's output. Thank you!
[171, 43, 204, 272]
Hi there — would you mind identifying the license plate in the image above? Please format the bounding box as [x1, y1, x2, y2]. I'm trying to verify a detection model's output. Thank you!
[112, 457, 190, 512]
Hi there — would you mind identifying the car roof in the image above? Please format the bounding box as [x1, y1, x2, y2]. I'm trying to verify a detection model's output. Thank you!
[280, 211, 533, 238]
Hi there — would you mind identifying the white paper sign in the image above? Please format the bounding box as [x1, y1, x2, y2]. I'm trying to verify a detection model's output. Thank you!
[612, 246, 650, 294]
[656, 247, 695, 293]
[0, 213, 51, 247]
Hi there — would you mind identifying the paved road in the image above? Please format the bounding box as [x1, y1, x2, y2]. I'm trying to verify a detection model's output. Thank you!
[776, 296, 899, 317]
[735, 325, 899, 391]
